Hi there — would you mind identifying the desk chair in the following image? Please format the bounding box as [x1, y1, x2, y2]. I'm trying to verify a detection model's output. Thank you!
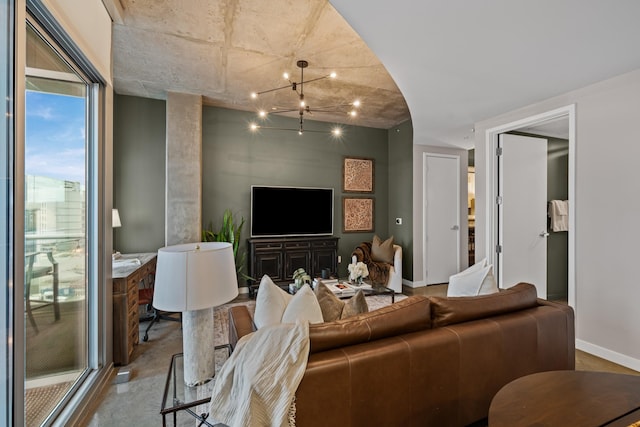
[25, 251, 60, 333]
[137, 272, 181, 342]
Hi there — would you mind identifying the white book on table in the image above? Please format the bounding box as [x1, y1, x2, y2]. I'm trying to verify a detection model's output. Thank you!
[312, 278, 338, 290]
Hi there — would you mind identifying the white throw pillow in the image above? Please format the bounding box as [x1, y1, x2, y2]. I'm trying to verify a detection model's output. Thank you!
[281, 284, 324, 325]
[253, 275, 324, 328]
[253, 275, 292, 329]
[465, 258, 488, 274]
[477, 264, 498, 295]
[447, 262, 498, 297]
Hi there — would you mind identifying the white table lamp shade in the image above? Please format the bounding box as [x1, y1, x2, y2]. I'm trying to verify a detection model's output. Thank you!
[153, 242, 239, 312]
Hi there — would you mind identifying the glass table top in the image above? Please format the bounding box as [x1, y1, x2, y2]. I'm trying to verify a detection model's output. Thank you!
[160, 345, 231, 426]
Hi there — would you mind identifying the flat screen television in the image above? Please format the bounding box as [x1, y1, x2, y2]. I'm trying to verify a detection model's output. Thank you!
[251, 185, 334, 237]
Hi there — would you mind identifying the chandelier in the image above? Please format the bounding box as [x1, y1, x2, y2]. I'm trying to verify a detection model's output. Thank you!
[249, 60, 361, 136]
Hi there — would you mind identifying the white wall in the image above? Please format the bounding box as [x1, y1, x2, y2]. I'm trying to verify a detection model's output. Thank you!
[41, 0, 112, 83]
[474, 68, 640, 371]
[412, 144, 468, 287]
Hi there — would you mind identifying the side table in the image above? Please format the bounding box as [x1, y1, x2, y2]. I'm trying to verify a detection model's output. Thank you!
[160, 344, 231, 427]
[489, 370, 640, 426]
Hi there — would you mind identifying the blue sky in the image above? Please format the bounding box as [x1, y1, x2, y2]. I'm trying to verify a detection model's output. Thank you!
[25, 90, 86, 184]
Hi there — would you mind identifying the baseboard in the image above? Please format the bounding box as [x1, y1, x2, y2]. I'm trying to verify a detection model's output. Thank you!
[576, 339, 640, 372]
[63, 363, 115, 426]
[402, 279, 426, 288]
[238, 286, 249, 295]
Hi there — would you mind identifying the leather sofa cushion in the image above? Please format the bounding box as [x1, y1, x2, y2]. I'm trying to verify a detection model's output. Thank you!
[430, 282, 538, 327]
[308, 295, 431, 354]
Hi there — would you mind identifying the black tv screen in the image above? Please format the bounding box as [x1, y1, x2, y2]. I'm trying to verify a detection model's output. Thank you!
[251, 186, 334, 237]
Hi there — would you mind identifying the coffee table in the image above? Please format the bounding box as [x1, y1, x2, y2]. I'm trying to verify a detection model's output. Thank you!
[339, 282, 396, 303]
[488, 370, 640, 426]
[311, 279, 396, 303]
[160, 344, 231, 427]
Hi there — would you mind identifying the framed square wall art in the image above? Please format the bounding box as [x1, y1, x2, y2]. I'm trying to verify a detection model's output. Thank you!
[343, 197, 374, 232]
[343, 157, 374, 193]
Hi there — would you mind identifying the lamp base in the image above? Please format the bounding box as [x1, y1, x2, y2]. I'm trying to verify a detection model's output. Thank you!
[182, 307, 215, 387]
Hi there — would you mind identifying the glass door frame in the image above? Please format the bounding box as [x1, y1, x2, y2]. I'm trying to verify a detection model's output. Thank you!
[1, 0, 17, 426]
[24, 15, 102, 425]
[6, 3, 109, 424]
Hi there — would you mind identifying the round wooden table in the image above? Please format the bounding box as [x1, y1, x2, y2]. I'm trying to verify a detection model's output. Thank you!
[489, 370, 640, 427]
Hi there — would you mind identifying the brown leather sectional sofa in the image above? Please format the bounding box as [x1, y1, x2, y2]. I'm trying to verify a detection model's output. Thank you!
[228, 282, 575, 427]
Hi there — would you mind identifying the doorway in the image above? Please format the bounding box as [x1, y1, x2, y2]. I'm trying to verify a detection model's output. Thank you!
[497, 133, 549, 298]
[485, 105, 575, 308]
[423, 153, 460, 284]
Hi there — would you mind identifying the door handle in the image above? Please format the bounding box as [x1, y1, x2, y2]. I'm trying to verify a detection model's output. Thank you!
[451, 225, 459, 230]
[539, 231, 550, 237]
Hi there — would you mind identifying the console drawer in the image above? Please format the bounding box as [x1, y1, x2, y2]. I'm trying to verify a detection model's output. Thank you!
[285, 241, 310, 249]
[254, 242, 283, 250]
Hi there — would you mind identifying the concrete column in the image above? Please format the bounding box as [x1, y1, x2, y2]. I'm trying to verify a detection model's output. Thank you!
[165, 92, 214, 386]
[165, 92, 202, 246]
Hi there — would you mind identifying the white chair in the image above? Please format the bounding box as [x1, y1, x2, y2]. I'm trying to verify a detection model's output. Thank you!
[351, 244, 403, 293]
[447, 258, 498, 297]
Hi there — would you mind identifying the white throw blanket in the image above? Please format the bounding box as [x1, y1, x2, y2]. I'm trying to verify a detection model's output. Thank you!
[209, 320, 310, 427]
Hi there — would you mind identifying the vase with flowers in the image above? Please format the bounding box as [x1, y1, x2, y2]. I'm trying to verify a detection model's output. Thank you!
[348, 261, 369, 286]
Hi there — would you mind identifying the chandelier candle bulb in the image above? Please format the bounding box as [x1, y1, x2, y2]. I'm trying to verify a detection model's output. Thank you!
[249, 59, 360, 135]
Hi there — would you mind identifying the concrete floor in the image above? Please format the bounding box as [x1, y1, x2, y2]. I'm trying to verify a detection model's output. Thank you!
[80, 290, 638, 426]
[83, 313, 188, 426]
[80, 298, 251, 427]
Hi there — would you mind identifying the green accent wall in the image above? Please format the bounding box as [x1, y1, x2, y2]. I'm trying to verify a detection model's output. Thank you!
[387, 120, 414, 280]
[113, 95, 166, 253]
[201, 106, 392, 281]
[113, 95, 414, 285]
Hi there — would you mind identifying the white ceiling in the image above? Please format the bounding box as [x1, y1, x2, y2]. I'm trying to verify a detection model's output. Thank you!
[106, 0, 640, 148]
[331, 0, 640, 147]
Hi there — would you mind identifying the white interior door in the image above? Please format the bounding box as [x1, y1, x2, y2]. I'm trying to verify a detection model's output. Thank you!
[425, 154, 460, 284]
[498, 134, 548, 297]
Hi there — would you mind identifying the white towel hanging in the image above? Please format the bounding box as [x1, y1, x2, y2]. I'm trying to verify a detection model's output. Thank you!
[548, 200, 568, 232]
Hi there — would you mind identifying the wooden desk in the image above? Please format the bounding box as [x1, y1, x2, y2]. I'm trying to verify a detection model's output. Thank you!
[112, 253, 156, 365]
[489, 370, 640, 427]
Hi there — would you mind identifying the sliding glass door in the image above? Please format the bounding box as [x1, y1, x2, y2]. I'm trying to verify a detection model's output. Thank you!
[1, 0, 14, 425]
[23, 21, 93, 426]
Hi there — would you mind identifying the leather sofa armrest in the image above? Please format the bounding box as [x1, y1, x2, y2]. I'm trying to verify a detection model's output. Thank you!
[228, 305, 256, 352]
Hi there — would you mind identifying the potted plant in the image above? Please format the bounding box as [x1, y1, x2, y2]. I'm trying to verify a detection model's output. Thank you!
[202, 209, 252, 283]
[292, 268, 311, 289]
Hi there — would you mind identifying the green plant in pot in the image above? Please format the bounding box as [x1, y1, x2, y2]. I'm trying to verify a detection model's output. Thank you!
[292, 268, 311, 289]
[202, 209, 252, 283]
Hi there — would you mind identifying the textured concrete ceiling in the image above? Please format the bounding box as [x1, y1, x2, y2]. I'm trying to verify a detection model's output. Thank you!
[109, 0, 410, 130]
